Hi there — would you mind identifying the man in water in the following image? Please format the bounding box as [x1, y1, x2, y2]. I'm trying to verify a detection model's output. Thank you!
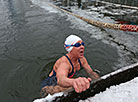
[41, 35, 99, 94]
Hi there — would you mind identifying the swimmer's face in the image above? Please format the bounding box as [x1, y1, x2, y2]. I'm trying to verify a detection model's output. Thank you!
[72, 40, 85, 58]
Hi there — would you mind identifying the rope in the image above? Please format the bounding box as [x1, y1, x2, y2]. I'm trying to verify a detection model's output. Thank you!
[49, 3, 138, 32]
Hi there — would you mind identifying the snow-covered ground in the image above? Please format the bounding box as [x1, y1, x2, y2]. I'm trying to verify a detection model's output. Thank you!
[80, 77, 138, 102]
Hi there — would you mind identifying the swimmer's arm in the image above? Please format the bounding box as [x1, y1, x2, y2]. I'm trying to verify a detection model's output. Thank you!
[56, 63, 74, 87]
[56, 63, 91, 93]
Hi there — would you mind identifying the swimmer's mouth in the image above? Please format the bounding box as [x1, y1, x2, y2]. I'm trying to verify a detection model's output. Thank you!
[80, 51, 84, 54]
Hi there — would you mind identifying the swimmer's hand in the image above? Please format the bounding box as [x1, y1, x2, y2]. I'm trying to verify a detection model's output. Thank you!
[72, 77, 91, 93]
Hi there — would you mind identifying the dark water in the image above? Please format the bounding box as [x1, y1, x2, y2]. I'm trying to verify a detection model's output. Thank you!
[0, 0, 136, 102]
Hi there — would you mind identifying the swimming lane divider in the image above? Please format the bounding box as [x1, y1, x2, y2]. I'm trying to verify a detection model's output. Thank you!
[49, 3, 138, 32]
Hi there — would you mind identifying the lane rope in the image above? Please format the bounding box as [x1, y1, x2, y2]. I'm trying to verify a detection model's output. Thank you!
[49, 3, 138, 32]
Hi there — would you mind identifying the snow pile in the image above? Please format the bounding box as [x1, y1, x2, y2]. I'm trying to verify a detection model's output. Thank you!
[80, 77, 138, 102]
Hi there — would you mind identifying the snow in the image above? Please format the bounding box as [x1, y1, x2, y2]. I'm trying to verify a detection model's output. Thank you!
[33, 92, 64, 102]
[80, 77, 138, 102]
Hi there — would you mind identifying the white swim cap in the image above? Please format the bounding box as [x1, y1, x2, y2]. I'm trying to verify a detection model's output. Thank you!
[64, 35, 82, 52]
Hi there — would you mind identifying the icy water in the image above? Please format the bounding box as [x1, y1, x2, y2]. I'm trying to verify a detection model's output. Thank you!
[0, 0, 138, 102]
